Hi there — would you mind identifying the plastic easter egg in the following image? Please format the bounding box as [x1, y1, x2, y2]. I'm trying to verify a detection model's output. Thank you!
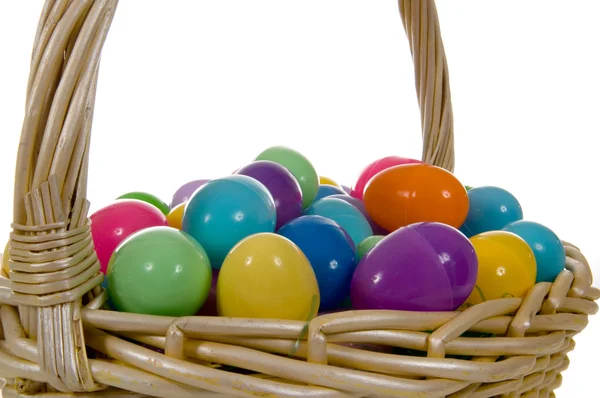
[217, 233, 320, 320]
[351, 156, 422, 199]
[351, 223, 463, 312]
[166, 203, 185, 230]
[2, 240, 9, 276]
[319, 176, 341, 187]
[235, 160, 303, 230]
[463, 231, 536, 307]
[196, 269, 219, 316]
[459, 186, 523, 238]
[465, 185, 474, 191]
[107, 226, 212, 316]
[314, 184, 348, 202]
[254, 146, 318, 209]
[327, 194, 388, 235]
[304, 197, 373, 247]
[100, 275, 115, 310]
[363, 164, 469, 232]
[341, 185, 351, 194]
[171, 179, 210, 208]
[182, 175, 276, 269]
[410, 222, 478, 308]
[91, 199, 168, 274]
[357, 235, 385, 261]
[503, 220, 565, 283]
[117, 192, 170, 215]
[278, 215, 356, 311]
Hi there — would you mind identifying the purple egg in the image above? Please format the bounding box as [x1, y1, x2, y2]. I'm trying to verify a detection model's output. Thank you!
[341, 185, 352, 194]
[196, 269, 219, 316]
[328, 194, 387, 235]
[409, 222, 478, 308]
[235, 161, 303, 230]
[171, 179, 210, 208]
[350, 222, 477, 312]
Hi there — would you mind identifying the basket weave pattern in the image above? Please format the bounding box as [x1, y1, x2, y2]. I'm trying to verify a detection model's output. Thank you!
[1, 1, 598, 397]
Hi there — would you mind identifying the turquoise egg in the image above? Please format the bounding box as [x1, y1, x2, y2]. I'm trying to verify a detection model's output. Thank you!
[314, 184, 348, 202]
[503, 220, 565, 283]
[182, 175, 276, 269]
[459, 186, 523, 237]
[304, 197, 373, 247]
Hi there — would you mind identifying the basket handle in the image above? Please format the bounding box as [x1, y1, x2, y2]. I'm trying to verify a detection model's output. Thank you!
[399, 0, 455, 172]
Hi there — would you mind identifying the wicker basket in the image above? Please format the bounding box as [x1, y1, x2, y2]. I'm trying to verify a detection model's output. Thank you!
[1, 0, 598, 397]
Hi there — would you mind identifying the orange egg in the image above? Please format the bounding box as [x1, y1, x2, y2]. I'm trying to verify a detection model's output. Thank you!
[166, 203, 186, 230]
[363, 164, 468, 231]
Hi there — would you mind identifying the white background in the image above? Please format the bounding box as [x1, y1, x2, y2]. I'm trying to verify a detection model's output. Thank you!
[1, 1, 599, 395]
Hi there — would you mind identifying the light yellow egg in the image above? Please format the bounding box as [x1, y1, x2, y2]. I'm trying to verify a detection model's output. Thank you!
[217, 233, 320, 321]
[319, 176, 341, 188]
[2, 241, 9, 277]
[463, 231, 537, 308]
[166, 202, 186, 230]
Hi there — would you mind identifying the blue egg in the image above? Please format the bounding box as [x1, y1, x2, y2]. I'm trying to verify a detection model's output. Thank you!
[314, 184, 348, 202]
[304, 197, 373, 247]
[182, 175, 276, 269]
[503, 220, 565, 283]
[101, 275, 115, 310]
[459, 186, 523, 238]
[278, 215, 356, 310]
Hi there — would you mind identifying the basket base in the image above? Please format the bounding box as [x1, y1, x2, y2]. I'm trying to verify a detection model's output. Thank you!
[0, 382, 241, 398]
[0, 377, 562, 398]
[1, 385, 146, 398]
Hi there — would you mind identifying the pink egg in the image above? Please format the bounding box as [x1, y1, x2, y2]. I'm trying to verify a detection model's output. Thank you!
[351, 156, 422, 199]
[90, 199, 168, 274]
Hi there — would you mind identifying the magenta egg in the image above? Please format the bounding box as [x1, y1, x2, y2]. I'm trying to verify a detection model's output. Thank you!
[90, 200, 168, 274]
[351, 156, 422, 200]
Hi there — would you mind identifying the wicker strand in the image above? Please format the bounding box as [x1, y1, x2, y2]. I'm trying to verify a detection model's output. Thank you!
[27, 0, 70, 106]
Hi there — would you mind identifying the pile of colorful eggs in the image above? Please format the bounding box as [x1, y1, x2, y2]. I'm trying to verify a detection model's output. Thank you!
[83, 146, 566, 321]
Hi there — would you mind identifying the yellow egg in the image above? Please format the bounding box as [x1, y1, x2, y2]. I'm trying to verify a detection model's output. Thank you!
[166, 203, 185, 230]
[319, 176, 341, 188]
[2, 241, 9, 277]
[463, 231, 537, 307]
[217, 233, 320, 321]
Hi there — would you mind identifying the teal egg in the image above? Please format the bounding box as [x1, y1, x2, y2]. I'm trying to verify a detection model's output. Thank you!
[459, 186, 523, 237]
[304, 197, 373, 247]
[503, 220, 565, 283]
[182, 175, 277, 269]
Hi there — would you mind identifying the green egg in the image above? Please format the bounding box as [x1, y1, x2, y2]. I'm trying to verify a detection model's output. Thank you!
[254, 146, 318, 209]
